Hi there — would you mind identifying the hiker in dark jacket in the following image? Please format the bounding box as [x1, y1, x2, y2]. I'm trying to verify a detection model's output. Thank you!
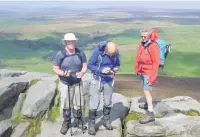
[134, 28, 160, 124]
[53, 33, 87, 135]
[87, 41, 120, 135]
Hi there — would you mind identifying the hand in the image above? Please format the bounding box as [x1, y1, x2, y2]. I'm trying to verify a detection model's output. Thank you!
[102, 67, 111, 74]
[113, 67, 119, 72]
[147, 81, 153, 86]
[62, 70, 71, 77]
[76, 72, 84, 79]
[109, 70, 115, 75]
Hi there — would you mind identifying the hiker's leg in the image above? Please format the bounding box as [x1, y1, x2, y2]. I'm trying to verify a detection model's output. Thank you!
[59, 82, 72, 135]
[102, 83, 113, 130]
[139, 74, 152, 109]
[144, 90, 153, 110]
[59, 82, 73, 119]
[88, 79, 101, 135]
[139, 74, 155, 124]
[143, 75, 153, 111]
[72, 82, 84, 127]
[89, 79, 101, 110]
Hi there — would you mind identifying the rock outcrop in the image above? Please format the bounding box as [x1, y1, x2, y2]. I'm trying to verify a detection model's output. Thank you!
[0, 69, 200, 137]
[22, 80, 56, 117]
[126, 96, 200, 137]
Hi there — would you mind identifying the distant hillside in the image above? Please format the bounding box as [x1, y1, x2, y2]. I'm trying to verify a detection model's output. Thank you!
[0, 6, 200, 77]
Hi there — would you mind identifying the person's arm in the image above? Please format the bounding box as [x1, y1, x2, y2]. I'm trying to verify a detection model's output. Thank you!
[76, 51, 88, 78]
[53, 65, 66, 76]
[53, 51, 67, 76]
[81, 62, 87, 74]
[87, 48, 101, 74]
[113, 50, 120, 72]
[148, 43, 160, 84]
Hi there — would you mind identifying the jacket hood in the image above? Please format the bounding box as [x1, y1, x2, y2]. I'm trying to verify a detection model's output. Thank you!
[150, 29, 159, 42]
[98, 41, 107, 52]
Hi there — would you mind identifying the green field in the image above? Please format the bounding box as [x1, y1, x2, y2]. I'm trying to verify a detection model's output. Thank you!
[0, 13, 200, 77]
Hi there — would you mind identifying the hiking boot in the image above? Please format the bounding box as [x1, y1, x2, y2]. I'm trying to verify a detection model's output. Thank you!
[139, 102, 148, 109]
[72, 118, 79, 127]
[103, 119, 113, 130]
[103, 106, 113, 130]
[60, 108, 71, 135]
[88, 120, 96, 135]
[60, 121, 71, 135]
[139, 111, 155, 124]
[72, 109, 82, 127]
[88, 110, 96, 135]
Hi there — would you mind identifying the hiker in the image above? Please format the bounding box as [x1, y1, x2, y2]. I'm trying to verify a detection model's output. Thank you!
[87, 41, 120, 135]
[134, 28, 160, 124]
[53, 33, 87, 135]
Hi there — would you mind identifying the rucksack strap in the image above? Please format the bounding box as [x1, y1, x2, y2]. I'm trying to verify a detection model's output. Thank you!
[60, 48, 83, 65]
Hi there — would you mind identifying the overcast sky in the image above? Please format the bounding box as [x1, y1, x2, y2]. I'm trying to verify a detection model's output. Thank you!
[0, 1, 200, 9]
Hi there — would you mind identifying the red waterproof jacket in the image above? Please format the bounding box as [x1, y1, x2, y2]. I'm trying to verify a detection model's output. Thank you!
[134, 30, 160, 84]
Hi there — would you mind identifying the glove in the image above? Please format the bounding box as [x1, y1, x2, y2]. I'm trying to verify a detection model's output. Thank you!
[101, 67, 111, 74]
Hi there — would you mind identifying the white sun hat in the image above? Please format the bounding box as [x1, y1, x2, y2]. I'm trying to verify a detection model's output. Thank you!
[62, 33, 77, 41]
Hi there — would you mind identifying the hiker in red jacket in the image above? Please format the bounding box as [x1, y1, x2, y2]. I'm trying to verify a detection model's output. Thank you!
[134, 28, 160, 124]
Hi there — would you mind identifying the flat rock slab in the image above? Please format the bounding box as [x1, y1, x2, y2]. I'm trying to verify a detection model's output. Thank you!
[49, 92, 130, 137]
[126, 114, 200, 137]
[38, 120, 121, 137]
[130, 96, 200, 116]
[57, 93, 130, 131]
[159, 114, 200, 137]
[0, 69, 27, 78]
[22, 80, 56, 117]
[127, 120, 166, 137]
[18, 72, 58, 84]
[161, 96, 200, 112]
[11, 122, 30, 137]
[0, 78, 27, 111]
[0, 119, 12, 137]
[129, 96, 146, 114]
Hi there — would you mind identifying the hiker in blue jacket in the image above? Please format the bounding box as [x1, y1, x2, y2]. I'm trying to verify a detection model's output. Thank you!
[87, 41, 120, 135]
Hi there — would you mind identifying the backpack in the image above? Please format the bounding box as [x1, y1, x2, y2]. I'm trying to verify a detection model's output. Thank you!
[146, 39, 171, 69]
[60, 48, 83, 65]
[156, 39, 171, 68]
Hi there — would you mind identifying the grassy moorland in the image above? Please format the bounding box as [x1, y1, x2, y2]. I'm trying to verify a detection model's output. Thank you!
[0, 9, 200, 77]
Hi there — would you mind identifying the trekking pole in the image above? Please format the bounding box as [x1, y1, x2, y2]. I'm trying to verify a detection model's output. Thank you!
[70, 83, 81, 136]
[69, 82, 87, 136]
[68, 85, 73, 136]
[78, 82, 87, 133]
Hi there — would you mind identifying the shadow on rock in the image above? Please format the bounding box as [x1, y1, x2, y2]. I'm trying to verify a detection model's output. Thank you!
[96, 102, 129, 131]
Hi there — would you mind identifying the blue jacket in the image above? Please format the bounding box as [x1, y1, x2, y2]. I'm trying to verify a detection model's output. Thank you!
[87, 42, 120, 84]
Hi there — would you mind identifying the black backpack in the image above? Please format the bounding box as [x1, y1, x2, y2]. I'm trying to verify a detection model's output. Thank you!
[60, 48, 83, 65]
